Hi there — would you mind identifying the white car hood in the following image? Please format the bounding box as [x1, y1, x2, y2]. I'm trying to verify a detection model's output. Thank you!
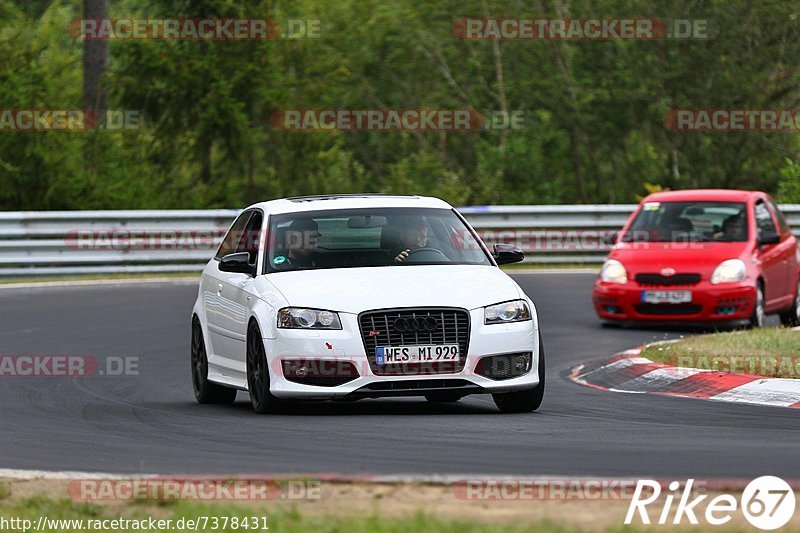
[262, 265, 522, 314]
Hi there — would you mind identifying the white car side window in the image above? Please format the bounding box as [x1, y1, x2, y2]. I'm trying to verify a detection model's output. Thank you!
[215, 211, 253, 260]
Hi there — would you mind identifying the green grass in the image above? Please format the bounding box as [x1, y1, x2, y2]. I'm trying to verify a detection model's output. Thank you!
[0, 497, 570, 533]
[641, 328, 800, 378]
[1, 494, 792, 532]
[0, 482, 10, 500]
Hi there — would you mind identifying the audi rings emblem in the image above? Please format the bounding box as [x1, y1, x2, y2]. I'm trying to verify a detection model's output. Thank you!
[392, 316, 439, 333]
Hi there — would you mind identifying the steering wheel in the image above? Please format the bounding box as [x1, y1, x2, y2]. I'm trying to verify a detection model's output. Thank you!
[403, 247, 450, 262]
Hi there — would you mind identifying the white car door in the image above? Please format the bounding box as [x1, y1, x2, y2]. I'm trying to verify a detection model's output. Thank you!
[204, 210, 256, 374]
[218, 210, 264, 371]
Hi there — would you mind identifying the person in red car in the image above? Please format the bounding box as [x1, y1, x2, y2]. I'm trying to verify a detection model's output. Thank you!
[593, 189, 800, 327]
[715, 214, 746, 241]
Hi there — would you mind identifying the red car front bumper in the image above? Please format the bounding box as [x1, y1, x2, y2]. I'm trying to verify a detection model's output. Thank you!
[592, 280, 756, 323]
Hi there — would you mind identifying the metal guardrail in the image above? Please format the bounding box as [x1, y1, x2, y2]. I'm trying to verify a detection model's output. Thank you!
[0, 210, 238, 277]
[460, 204, 639, 265]
[1, 205, 799, 276]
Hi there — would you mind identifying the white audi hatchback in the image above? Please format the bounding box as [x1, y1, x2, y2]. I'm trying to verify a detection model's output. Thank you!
[191, 194, 544, 413]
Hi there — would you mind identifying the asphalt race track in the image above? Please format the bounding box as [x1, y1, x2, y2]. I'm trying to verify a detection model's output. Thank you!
[1, 273, 798, 478]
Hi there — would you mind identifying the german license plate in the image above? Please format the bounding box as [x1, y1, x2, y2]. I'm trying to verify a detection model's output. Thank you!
[376, 345, 459, 364]
[641, 290, 692, 304]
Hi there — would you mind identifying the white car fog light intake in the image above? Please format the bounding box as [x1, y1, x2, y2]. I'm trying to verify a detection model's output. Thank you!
[484, 300, 532, 325]
[277, 308, 343, 330]
[514, 355, 528, 372]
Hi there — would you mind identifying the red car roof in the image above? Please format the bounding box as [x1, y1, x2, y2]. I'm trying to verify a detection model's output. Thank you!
[642, 189, 759, 203]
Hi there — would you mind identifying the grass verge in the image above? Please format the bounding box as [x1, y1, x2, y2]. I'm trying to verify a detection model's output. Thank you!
[1, 480, 796, 532]
[641, 327, 800, 378]
[0, 497, 568, 533]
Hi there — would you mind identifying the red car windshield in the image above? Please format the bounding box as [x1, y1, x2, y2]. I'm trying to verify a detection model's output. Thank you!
[622, 201, 748, 243]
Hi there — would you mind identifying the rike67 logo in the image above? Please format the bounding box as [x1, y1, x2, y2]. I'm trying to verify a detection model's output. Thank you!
[626, 477, 796, 530]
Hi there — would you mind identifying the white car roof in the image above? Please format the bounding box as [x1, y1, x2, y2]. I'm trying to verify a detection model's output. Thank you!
[243, 194, 453, 215]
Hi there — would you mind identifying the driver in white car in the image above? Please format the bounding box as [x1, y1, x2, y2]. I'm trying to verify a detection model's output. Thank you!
[394, 220, 429, 263]
[284, 218, 322, 268]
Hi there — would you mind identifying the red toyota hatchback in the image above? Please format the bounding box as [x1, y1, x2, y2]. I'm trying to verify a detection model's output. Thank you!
[593, 189, 800, 326]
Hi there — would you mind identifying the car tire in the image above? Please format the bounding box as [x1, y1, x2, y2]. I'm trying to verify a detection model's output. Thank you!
[749, 283, 765, 328]
[779, 281, 800, 327]
[492, 334, 545, 413]
[191, 318, 237, 405]
[246, 322, 282, 414]
[424, 392, 462, 403]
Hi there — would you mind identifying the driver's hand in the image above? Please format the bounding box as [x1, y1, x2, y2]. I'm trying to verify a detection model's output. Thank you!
[394, 249, 410, 263]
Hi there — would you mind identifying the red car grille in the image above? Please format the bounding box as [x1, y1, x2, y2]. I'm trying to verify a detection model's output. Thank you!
[635, 273, 701, 286]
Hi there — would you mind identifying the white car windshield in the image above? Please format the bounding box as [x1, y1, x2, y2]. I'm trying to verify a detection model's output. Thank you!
[264, 207, 492, 272]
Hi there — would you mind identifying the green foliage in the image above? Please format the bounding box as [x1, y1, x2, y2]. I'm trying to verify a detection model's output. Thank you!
[635, 182, 670, 202]
[777, 158, 800, 203]
[2, 0, 800, 209]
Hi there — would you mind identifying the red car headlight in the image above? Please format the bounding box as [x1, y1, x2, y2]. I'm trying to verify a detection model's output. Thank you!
[710, 259, 747, 284]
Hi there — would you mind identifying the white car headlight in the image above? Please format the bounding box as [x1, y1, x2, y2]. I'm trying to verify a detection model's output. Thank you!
[600, 259, 628, 284]
[711, 259, 747, 284]
[484, 300, 531, 324]
[278, 307, 342, 329]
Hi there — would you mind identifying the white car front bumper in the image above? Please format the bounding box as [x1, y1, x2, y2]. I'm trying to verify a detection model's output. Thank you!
[265, 308, 540, 399]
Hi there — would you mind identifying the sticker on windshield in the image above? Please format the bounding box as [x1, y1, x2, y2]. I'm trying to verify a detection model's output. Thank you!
[273, 255, 286, 265]
[643, 202, 661, 211]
